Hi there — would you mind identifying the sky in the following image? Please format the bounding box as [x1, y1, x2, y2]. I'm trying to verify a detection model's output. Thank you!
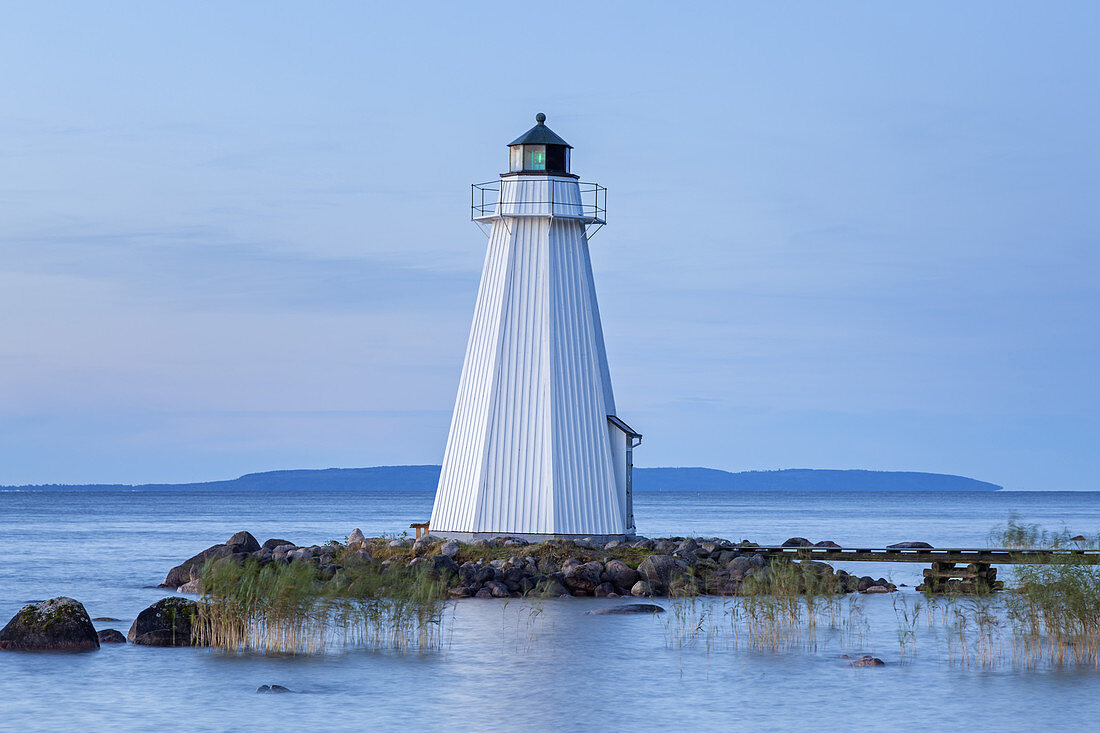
[1, 2, 1097, 489]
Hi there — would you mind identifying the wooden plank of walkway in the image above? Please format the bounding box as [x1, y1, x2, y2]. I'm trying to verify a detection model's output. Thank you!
[727, 545, 1100, 565]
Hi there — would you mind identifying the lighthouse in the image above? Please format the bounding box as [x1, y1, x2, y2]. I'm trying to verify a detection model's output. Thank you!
[430, 113, 641, 541]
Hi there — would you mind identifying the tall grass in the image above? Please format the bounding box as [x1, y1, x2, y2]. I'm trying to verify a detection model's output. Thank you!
[194, 557, 450, 655]
[664, 560, 868, 657]
[986, 518, 1100, 668]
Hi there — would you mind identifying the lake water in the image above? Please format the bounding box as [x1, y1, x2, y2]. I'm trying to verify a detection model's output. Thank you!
[2, 490, 1099, 732]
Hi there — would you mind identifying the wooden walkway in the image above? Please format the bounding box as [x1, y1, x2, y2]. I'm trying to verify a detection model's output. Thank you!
[728, 545, 1100, 564]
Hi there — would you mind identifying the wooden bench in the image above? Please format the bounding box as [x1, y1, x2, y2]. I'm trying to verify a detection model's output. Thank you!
[409, 521, 430, 539]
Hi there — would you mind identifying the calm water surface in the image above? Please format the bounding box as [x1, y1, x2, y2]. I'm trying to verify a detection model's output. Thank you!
[2, 490, 1099, 732]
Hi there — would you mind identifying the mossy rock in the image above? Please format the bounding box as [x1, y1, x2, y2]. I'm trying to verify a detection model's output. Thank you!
[0, 597, 99, 651]
[128, 597, 200, 646]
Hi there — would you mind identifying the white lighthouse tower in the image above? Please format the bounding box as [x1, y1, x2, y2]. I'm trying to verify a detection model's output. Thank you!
[430, 113, 641, 541]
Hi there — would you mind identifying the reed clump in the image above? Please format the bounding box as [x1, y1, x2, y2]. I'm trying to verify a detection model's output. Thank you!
[990, 519, 1100, 668]
[194, 556, 450, 655]
[665, 560, 867, 656]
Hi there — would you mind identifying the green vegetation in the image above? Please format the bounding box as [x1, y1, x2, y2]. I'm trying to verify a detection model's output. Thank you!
[989, 517, 1100, 668]
[195, 554, 450, 654]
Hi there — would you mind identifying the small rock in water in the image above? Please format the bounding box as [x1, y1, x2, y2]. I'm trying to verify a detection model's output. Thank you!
[814, 540, 842, 548]
[848, 655, 885, 667]
[861, 585, 892, 594]
[782, 537, 813, 547]
[586, 604, 666, 616]
[886, 541, 933, 549]
[97, 629, 126, 644]
[257, 684, 293, 693]
[92, 617, 120, 622]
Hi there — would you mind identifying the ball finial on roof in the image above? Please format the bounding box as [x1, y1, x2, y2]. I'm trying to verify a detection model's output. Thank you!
[535, 112, 546, 124]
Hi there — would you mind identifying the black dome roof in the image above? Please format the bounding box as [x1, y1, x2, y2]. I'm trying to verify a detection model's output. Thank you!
[508, 112, 572, 148]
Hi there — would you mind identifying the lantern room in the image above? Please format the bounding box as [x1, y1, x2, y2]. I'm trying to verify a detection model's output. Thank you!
[506, 112, 574, 176]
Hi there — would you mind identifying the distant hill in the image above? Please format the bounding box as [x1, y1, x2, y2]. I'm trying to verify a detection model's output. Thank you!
[3, 465, 1001, 492]
[633, 468, 1001, 492]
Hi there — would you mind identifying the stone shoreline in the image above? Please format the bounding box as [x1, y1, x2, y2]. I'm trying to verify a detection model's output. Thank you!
[163, 530, 899, 599]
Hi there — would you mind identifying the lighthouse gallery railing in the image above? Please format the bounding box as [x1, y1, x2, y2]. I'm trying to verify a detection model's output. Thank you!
[471, 180, 606, 233]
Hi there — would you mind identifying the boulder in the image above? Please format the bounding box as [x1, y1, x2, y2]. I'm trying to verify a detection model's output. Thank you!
[226, 531, 261, 554]
[637, 555, 690, 590]
[474, 588, 493, 599]
[97, 629, 126, 644]
[389, 538, 411, 548]
[678, 538, 700, 554]
[653, 540, 678, 554]
[347, 528, 366, 546]
[782, 537, 812, 547]
[586, 604, 666, 615]
[814, 540, 842, 548]
[162, 544, 235, 588]
[727, 556, 752, 579]
[538, 579, 571, 598]
[484, 581, 510, 598]
[429, 554, 459, 578]
[563, 561, 604, 593]
[593, 582, 615, 597]
[862, 585, 892, 594]
[261, 538, 295, 552]
[603, 560, 640, 592]
[630, 580, 656, 597]
[886, 541, 933, 549]
[0, 597, 99, 651]
[178, 578, 203, 595]
[449, 586, 476, 598]
[440, 541, 460, 557]
[128, 598, 200, 646]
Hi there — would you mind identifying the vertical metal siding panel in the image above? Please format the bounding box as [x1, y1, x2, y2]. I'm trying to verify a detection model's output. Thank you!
[474, 217, 551, 534]
[431, 218, 512, 531]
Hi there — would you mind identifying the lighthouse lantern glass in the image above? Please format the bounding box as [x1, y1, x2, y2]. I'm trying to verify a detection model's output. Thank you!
[523, 145, 546, 171]
[509, 146, 522, 172]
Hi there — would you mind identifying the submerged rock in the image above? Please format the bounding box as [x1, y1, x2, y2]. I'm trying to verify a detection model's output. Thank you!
[886, 541, 933, 549]
[849, 655, 885, 667]
[257, 684, 293, 693]
[586, 604, 666, 615]
[128, 598, 200, 646]
[97, 629, 126, 644]
[0, 597, 99, 651]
